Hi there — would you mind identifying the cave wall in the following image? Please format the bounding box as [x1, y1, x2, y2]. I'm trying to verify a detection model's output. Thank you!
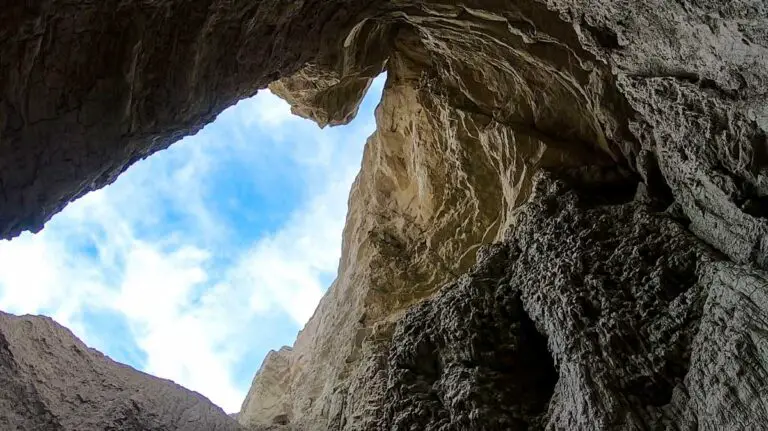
[381, 171, 768, 430]
[1, 0, 768, 430]
[241, 0, 768, 429]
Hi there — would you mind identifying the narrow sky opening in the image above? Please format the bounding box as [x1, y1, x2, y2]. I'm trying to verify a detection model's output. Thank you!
[0, 74, 387, 413]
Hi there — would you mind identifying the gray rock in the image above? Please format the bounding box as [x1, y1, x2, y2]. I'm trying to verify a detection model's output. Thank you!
[382, 172, 768, 430]
[0, 312, 242, 431]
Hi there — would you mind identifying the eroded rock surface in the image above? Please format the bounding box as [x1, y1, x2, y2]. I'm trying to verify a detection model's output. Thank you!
[241, 1, 768, 429]
[0, 311, 241, 430]
[381, 172, 768, 430]
[1, 0, 768, 430]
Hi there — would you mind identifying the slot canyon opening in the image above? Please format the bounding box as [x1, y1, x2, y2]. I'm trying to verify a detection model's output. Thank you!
[0, 74, 387, 414]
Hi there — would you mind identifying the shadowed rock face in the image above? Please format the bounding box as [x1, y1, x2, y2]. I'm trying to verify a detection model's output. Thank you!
[0, 0, 386, 238]
[0, 311, 242, 430]
[380, 171, 768, 430]
[1, 0, 768, 430]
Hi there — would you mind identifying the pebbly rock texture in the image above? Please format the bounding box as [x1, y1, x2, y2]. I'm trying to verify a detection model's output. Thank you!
[380, 171, 768, 430]
[2, 0, 768, 430]
[0, 311, 242, 431]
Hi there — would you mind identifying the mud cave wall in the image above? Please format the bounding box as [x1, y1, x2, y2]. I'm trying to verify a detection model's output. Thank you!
[1, 0, 768, 430]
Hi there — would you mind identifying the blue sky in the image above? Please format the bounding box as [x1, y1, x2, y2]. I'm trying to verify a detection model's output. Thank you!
[0, 75, 385, 413]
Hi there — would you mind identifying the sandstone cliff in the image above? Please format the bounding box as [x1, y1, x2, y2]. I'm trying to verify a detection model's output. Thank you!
[1, 0, 768, 430]
[0, 311, 242, 430]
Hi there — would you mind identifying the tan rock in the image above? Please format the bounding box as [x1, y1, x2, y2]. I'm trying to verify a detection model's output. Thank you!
[239, 20, 617, 429]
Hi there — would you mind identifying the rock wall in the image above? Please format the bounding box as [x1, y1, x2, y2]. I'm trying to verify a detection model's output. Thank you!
[0, 0, 386, 238]
[382, 171, 768, 430]
[1, 0, 767, 430]
[0, 311, 241, 430]
[241, 0, 768, 429]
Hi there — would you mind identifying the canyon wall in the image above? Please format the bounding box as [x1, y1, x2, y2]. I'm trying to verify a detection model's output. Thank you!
[240, 1, 768, 430]
[240, 1, 768, 429]
[1, 0, 768, 430]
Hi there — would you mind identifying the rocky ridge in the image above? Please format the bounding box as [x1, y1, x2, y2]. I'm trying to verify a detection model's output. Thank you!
[0, 311, 242, 430]
[1, 0, 768, 430]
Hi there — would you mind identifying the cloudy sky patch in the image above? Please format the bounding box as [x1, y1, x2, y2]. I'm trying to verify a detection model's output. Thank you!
[0, 76, 384, 413]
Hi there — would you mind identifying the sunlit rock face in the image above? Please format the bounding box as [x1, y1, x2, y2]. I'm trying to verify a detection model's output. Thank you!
[1, 0, 768, 430]
[241, 1, 768, 430]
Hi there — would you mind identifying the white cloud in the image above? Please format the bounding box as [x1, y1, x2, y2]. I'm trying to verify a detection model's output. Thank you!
[240, 90, 296, 129]
[0, 226, 113, 337]
[233, 168, 355, 325]
[0, 76, 384, 414]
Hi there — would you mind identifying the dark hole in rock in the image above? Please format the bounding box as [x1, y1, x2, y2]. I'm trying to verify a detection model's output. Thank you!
[577, 297, 602, 320]
[555, 165, 641, 207]
[664, 201, 692, 229]
[583, 22, 621, 49]
[272, 414, 289, 425]
[480, 283, 559, 429]
[625, 374, 675, 408]
[624, 349, 692, 410]
[384, 250, 560, 430]
[515, 305, 559, 418]
[727, 164, 768, 220]
[741, 196, 768, 219]
[638, 150, 675, 210]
